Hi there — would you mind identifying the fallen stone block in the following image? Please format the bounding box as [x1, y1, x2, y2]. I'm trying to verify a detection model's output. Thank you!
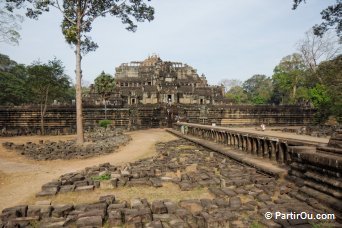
[229, 197, 241, 210]
[36, 189, 58, 197]
[1, 205, 28, 223]
[164, 201, 178, 214]
[51, 204, 74, 218]
[151, 201, 167, 214]
[7, 216, 39, 227]
[59, 185, 75, 193]
[74, 185, 95, 192]
[179, 200, 203, 214]
[123, 209, 142, 224]
[27, 205, 52, 218]
[108, 210, 123, 226]
[108, 203, 127, 211]
[74, 180, 88, 187]
[152, 214, 177, 222]
[150, 178, 163, 187]
[76, 215, 102, 227]
[99, 195, 116, 205]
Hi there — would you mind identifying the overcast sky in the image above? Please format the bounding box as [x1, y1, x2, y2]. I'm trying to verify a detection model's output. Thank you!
[0, 0, 336, 85]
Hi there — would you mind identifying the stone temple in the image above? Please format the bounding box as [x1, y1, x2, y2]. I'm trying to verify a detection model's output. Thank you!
[85, 55, 226, 106]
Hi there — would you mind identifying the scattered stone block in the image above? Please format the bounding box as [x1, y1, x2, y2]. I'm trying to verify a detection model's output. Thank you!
[59, 185, 75, 193]
[108, 210, 123, 226]
[179, 200, 203, 214]
[74, 185, 95, 192]
[229, 197, 241, 209]
[76, 215, 102, 227]
[99, 195, 116, 205]
[151, 201, 167, 214]
[51, 204, 73, 218]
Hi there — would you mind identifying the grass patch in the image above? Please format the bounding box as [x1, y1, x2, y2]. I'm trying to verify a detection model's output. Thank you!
[91, 173, 111, 181]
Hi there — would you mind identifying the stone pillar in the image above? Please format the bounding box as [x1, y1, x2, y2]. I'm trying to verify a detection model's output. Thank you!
[270, 141, 276, 161]
[252, 138, 257, 155]
[247, 137, 252, 153]
[278, 142, 285, 164]
[264, 140, 270, 159]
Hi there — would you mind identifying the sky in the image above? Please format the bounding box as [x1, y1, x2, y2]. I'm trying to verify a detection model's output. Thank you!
[0, 0, 337, 85]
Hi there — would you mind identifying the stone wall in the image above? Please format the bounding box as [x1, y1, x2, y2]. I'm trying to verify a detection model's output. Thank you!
[0, 104, 315, 135]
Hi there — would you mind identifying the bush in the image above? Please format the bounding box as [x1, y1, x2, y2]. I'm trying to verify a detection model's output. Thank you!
[99, 119, 112, 128]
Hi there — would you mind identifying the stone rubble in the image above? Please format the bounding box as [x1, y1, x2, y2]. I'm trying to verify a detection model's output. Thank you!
[1, 128, 131, 160]
[0, 139, 340, 227]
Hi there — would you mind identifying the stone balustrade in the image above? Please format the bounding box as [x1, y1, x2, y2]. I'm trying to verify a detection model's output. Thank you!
[174, 122, 323, 165]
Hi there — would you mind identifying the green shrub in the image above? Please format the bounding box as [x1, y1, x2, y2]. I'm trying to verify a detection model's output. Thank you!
[91, 173, 111, 181]
[99, 119, 112, 128]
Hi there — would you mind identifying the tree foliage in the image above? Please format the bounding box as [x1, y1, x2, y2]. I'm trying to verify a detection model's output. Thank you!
[5, 0, 155, 143]
[225, 86, 248, 104]
[0, 54, 28, 105]
[242, 75, 273, 104]
[292, 0, 342, 42]
[94, 71, 115, 119]
[271, 53, 306, 104]
[26, 59, 72, 134]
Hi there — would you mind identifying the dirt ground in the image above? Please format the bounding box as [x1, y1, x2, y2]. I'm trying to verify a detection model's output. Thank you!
[0, 129, 178, 211]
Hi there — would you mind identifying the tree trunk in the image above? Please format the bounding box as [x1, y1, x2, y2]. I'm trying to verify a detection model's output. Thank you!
[40, 103, 45, 135]
[40, 87, 49, 135]
[75, 3, 84, 144]
[104, 99, 107, 120]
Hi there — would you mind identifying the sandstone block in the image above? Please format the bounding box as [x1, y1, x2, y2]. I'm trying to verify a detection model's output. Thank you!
[76, 215, 102, 227]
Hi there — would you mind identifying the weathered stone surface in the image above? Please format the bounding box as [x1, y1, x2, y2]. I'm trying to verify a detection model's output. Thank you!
[179, 200, 203, 214]
[6, 216, 39, 227]
[99, 195, 116, 205]
[108, 210, 123, 226]
[151, 201, 167, 214]
[76, 215, 102, 227]
[51, 204, 73, 218]
[27, 205, 52, 218]
[59, 185, 75, 193]
[36, 189, 58, 197]
[74, 185, 95, 192]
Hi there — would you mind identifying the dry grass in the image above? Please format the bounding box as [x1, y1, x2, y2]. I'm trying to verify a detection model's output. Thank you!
[29, 182, 213, 205]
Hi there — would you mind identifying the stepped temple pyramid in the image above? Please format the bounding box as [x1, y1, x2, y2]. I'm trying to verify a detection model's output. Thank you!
[85, 55, 226, 106]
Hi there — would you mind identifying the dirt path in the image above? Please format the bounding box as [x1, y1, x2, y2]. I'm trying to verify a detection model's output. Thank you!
[0, 129, 178, 211]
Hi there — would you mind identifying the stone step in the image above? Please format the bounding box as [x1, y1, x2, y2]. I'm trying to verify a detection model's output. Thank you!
[317, 146, 342, 155]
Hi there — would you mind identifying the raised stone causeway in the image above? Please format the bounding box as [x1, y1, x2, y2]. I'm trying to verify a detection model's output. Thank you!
[1, 128, 131, 160]
[1, 139, 340, 227]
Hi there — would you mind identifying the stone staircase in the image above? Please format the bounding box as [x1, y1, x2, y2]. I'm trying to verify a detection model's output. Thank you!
[288, 129, 342, 219]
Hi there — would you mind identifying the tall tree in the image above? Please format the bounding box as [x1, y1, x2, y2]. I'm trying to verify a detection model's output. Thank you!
[312, 55, 342, 122]
[225, 85, 248, 104]
[242, 74, 273, 104]
[26, 59, 71, 135]
[94, 71, 115, 119]
[297, 29, 341, 78]
[6, 0, 155, 144]
[0, 54, 28, 105]
[272, 53, 306, 104]
[292, 0, 342, 42]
